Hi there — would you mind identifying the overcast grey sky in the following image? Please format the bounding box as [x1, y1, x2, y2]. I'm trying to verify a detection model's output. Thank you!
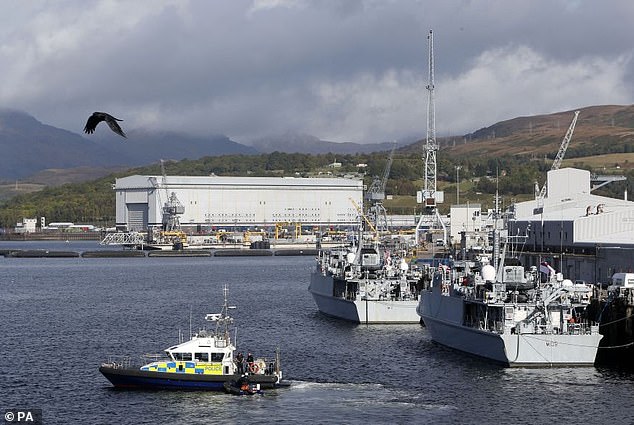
[1, 0, 633, 144]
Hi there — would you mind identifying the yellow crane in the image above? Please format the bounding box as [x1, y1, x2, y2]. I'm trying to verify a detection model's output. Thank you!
[274, 222, 301, 240]
[349, 198, 377, 237]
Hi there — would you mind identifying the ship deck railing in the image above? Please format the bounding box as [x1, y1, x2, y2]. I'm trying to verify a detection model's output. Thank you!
[235, 358, 278, 376]
[522, 322, 598, 336]
[562, 322, 600, 335]
[462, 320, 599, 336]
[102, 355, 132, 369]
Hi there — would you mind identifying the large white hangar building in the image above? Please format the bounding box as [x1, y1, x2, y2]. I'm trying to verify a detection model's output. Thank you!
[114, 175, 364, 231]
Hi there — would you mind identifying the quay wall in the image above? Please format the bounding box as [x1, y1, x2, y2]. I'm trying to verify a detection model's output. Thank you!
[0, 248, 317, 258]
[0, 232, 101, 241]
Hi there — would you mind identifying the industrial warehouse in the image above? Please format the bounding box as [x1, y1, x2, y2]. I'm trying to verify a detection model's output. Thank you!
[114, 175, 364, 233]
[507, 167, 634, 285]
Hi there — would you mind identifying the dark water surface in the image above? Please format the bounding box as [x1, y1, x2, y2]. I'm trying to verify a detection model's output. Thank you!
[2, 242, 634, 424]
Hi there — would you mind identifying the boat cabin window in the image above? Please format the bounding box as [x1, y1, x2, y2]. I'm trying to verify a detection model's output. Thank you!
[210, 352, 224, 362]
[173, 352, 192, 361]
[195, 352, 209, 362]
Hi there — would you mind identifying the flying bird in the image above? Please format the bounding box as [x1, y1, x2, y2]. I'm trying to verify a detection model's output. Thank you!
[84, 112, 127, 138]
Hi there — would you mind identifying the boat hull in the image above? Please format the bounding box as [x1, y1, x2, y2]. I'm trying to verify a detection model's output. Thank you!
[309, 271, 420, 324]
[99, 366, 282, 390]
[418, 288, 602, 366]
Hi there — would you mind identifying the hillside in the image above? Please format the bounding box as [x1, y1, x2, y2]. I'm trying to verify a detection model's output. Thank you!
[248, 131, 397, 154]
[0, 109, 406, 183]
[3, 104, 633, 183]
[1, 104, 633, 228]
[415, 105, 634, 159]
[0, 109, 124, 178]
[0, 165, 128, 201]
[0, 109, 257, 180]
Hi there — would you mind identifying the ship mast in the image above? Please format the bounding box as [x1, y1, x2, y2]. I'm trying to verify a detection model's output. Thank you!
[205, 283, 235, 341]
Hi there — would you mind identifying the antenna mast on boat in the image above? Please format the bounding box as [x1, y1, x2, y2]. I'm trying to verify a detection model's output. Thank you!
[205, 284, 235, 340]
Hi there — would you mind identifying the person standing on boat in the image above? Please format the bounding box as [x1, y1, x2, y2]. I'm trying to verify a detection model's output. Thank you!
[236, 352, 244, 374]
[247, 352, 254, 373]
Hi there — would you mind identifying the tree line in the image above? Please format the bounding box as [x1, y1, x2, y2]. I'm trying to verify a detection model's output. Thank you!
[0, 150, 631, 229]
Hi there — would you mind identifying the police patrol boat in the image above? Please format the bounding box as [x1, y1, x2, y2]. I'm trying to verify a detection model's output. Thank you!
[99, 285, 285, 390]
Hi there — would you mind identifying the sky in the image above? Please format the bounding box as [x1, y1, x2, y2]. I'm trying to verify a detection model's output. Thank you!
[1, 0, 633, 145]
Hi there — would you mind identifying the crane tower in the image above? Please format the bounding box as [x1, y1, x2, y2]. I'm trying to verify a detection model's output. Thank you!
[415, 29, 446, 246]
[160, 159, 185, 232]
[536, 110, 580, 200]
[365, 142, 397, 232]
[423, 29, 437, 208]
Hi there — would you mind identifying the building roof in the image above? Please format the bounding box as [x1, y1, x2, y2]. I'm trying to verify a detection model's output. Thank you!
[513, 168, 631, 222]
[115, 175, 363, 190]
[511, 168, 634, 245]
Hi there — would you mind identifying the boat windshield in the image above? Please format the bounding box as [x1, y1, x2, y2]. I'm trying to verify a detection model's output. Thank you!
[173, 353, 193, 361]
[183, 352, 226, 362]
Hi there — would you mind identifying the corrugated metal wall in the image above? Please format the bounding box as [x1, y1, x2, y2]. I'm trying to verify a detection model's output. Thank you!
[116, 176, 363, 229]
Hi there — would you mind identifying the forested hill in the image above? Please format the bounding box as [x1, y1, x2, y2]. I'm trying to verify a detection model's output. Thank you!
[1, 104, 634, 228]
[403, 104, 634, 159]
[0, 152, 411, 228]
[1, 147, 633, 229]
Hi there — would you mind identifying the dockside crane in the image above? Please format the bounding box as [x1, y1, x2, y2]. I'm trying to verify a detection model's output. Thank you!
[536, 110, 580, 200]
[146, 160, 187, 247]
[365, 142, 397, 232]
[160, 159, 185, 233]
[422, 29, 437, 210]
[415, 29, 447, 246]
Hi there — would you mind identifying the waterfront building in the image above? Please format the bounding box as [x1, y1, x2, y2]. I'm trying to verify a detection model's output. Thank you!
[508, 168, 634, 284]
[114, 175, 363, 232]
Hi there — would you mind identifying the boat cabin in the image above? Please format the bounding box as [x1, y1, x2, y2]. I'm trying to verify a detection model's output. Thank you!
[140, 331, 237, 376]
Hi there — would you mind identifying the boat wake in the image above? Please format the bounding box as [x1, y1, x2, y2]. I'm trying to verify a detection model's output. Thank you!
[279, 380, 459, 419]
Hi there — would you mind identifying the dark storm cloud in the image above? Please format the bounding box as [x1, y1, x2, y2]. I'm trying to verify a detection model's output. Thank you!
[0, 0, 632, 144]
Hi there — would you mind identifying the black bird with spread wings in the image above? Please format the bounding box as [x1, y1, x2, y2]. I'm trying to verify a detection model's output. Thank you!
[84, 112, 127, 138]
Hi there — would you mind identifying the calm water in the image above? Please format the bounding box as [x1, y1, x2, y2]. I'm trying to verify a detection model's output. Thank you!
[2, 242, 634, 424]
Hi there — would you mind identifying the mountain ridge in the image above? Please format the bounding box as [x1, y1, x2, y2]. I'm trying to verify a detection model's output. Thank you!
[438, 104, 634, 158]
[247, 131, 398, 154]
[0, 109, 400, 181]
[2, 104, 634, 184]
